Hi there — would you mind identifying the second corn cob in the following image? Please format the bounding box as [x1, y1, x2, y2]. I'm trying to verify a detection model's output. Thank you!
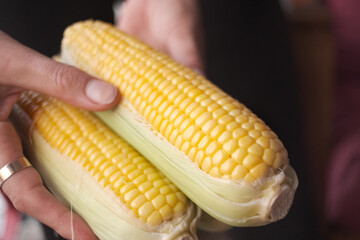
[10, 91, 199, 240]
[61, 20, 298, 227]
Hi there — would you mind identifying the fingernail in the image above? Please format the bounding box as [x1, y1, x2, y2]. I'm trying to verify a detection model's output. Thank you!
[85, 79, 118, 104]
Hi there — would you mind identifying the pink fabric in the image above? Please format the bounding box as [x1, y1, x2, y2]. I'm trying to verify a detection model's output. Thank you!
[326, 0, 360, 233]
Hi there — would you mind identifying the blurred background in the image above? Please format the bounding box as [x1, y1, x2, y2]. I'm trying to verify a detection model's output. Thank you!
[1, 0, 359, 239]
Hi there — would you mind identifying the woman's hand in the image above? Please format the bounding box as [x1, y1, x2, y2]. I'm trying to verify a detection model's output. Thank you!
[116, 0, 205, 74]
[0, 31, 119, 240]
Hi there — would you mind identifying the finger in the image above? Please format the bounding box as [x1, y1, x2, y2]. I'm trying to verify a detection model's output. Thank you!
[0, 31, 119, 111]
[0, 121, 97, 240]
[167, 25, 205, 75]
[2, 169, 98, 240]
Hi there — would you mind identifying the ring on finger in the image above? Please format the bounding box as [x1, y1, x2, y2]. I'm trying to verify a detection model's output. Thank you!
[0, 156, 32, 187]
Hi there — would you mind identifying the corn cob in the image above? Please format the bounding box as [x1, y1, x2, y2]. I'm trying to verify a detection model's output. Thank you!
[10, 91, 199, 240]
[61, 20, 298, 227]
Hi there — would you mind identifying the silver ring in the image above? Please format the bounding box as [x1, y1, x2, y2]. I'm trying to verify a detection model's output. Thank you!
[0, 157, 32, 187]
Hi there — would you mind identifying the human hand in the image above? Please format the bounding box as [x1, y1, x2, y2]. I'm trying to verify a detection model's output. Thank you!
[0, 31, 119, 240]
[115, 0, 205, 74]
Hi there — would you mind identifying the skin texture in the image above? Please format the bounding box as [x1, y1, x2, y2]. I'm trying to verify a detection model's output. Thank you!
[0, 0, 203, 239]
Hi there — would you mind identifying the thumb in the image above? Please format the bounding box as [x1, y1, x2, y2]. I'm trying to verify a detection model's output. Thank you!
[0, 32, 119, 111]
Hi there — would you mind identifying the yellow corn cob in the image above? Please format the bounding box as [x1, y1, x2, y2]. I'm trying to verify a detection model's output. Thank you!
[60, 20, 298, 227]
[10, 91, 199, 240]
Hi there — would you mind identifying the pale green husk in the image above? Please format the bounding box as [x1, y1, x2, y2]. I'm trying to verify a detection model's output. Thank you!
[95, 101, 298, 227]
[10, 104, 200, 240]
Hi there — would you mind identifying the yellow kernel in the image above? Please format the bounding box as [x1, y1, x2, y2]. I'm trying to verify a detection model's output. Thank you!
[173, 114, 187, 128]
[263, 149, 276, 165]
[254, 123, 266, 130]
[212, 150, 228, 165]
[138, 181, 152, 192]
[133, 174, 147, 185]
[191, 131, 205, 146]
[195, 112, 212, 126]
[131, 194, 147, 209]
[212, 108, 227, 119]
[188, 88, 203, 98]
[160, 186, 171, 195]
[210, 125, 226, 139]
[174, 135, 183, 149]
[242, 154, 261, 169]
[169, 109, 181, 122]
[220, 159, 237, 174]
[223, 103, 237, 111]
[238, 136, 254, 148]
[244, 173, 256, 183]
[188, 147, 197, 160]
[102, 165, 117, 178]
[185, 102, 200, 115]
[138, 202, 154, 219]
[190, 106, 207, 119]
[256, 136, 270, 148]
[168, 129, 178, 144]
[270, 139, 283, 152]
[231, 165, 248, 179]
[201, 157, 212, 172]
[175, 192, 187, 203]
[179, 119, 191, 133]
[248, 130, 262, 139]
[180, 141, 191, 154]
[198, 135, 211, 150]
[195, 150, 205, 166]
[250, 163, 269, 179]
[159, 204, 173, 220]
[205, 141, 221, 155]
[183, 125, 199, 141]
[218, 130, 232, 144]
[173, 93, 187, 105]
[218, 115, 234, 125]
[179, 98, 193, 111]
[113, 177, 125, 189]
[147, 210, 163, 226]
[145, 188, 160, 200]
[231, 148, 247, 163]
[242, 122, 254, 131]
[174, 202, 186, 216]
[235, 115, 249, 123]
[223, 139, 238, 155]
[147, 172, 161, 181]
[159, 119, 169, 133]
[226, 121, 241, 131]
[163, 105, 176, 119]
[232, 128, 247, 138]
[209, 166, 222, 177]
[166, 193, 178, 207]
[120, 182, 137, 194]
[167, 89, 181, 102]
[153, 179, 166, 188]
[152, 195, 166, 209]
[273, 152, 284, 168]
[248, 143, 264, 157]
[262, 130, 276, 139]
[208, 103, 221, 112]
[202, 119, 218, 134]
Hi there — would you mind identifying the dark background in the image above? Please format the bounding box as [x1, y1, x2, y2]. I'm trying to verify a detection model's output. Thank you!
[0, 0, 320, 239]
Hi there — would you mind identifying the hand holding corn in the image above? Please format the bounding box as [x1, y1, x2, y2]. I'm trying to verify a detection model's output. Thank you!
[0, 0, 204, 238]
[0, 30, 119, 240]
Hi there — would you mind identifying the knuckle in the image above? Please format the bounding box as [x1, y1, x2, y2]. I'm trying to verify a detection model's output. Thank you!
[11, 192, 27, 213]
[52, 64, 85, 91]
